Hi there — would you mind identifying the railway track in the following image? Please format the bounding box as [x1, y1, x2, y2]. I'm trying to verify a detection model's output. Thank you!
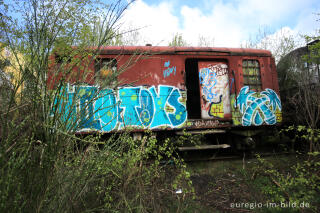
[178, 148, 294, 162]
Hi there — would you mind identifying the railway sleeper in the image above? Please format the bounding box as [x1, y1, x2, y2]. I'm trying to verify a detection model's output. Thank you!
[177, 144, 230, 151]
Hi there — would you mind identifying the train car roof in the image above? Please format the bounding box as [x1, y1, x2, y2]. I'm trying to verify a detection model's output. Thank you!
[89, 46, 272, 57]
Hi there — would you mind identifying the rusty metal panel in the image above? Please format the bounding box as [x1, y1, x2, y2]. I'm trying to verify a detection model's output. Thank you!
[230, 57, 282, 126]
[117, 55, 162, 86]
[198, 61, 231, 119]
[96, 46, 272, 57]
[115, 55, 185, 89]
[51, 46, 282, 132]
[53, 53, 189, 133]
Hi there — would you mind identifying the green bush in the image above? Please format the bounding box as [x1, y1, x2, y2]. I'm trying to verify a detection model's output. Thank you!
[0, 130, 195, 212]
[252, 153, 320, 212]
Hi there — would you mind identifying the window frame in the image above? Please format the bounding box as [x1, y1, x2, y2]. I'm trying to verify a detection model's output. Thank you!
[95, 57, 117, 85]
[242, 59, 262, 92]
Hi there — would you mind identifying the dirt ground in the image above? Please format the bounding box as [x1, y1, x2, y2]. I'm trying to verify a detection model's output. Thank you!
[185, 154, 317, 213]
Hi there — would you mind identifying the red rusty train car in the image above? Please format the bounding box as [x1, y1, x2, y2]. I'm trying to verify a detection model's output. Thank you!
[49, 46, 282, 146]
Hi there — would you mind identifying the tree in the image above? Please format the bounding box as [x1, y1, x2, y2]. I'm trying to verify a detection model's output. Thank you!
[295, 39, 320, 151]
[0, 0, 133, 211]
[168, 33, 189, 47]
[276, 15, 320, 152]
[242, 27, 299, 63]
[168, 33, 216, 47]
[0, 0, 131, 132]
[197, 35, 215, 47]
[120, 28, 144, 45]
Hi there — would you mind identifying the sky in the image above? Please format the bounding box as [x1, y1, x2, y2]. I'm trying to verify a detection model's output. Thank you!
[120, 0, 320, 47]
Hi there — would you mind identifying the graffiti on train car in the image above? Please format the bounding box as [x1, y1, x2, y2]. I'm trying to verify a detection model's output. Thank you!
[53, 84, 187, 132]
[199, 63, 230, 119]
[233, 86, 282, 126]
[163, 60, 176, 78]
[187, 119, 220, 128]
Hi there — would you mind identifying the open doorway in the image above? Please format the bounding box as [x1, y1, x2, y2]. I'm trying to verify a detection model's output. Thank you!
[185, 58, 201, 119]
[185, 58, 231, 120]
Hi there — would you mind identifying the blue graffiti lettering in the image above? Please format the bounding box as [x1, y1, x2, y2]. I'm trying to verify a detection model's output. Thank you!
[78, 86, 101, 130]
[137, 89, 154, 127]
[119, 87, 142, 128]
[167, 89, 187, 126]
[163, 61, 177, 78]
[94, 89, 118, 131]
[52, 85, 77, 130]
[261, 88, 282, 111]
[199, 67, 218, 102]
[54, 84, 187, 132]
[65, 89, 77, 130]
[236, 86, 281, 126]
[149, 86, 173, 128]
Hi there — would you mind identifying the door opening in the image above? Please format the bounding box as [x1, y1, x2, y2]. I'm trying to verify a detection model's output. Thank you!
[185, 59, 201, 119]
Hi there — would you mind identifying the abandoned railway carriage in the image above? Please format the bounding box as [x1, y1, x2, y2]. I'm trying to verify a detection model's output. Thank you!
[49, 46, 282, 146]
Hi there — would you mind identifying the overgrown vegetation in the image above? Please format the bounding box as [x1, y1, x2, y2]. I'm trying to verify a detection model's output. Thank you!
[252, 153, 320, 212]
[0, 129, 196, 212]
[277, 30, 320, 152]
[250, 16, 320, 212]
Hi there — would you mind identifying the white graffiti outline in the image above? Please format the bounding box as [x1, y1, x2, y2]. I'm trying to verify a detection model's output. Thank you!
[236, 86, 282, 126]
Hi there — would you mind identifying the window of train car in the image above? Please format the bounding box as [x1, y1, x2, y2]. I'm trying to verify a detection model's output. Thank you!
[95, 58, 117, 86]
[242, 60, 262, 91]
[55, 54, 71, 68]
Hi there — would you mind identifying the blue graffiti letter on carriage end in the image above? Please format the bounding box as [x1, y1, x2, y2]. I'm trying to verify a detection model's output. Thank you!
[236, 86, 281, 126]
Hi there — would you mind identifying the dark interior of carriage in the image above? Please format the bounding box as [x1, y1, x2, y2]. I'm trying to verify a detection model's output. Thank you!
[185, 58, 201, 119]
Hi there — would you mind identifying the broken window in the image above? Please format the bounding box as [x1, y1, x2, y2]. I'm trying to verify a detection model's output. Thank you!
[242, 60, 262, 92]
[95, 58, 117, 86]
